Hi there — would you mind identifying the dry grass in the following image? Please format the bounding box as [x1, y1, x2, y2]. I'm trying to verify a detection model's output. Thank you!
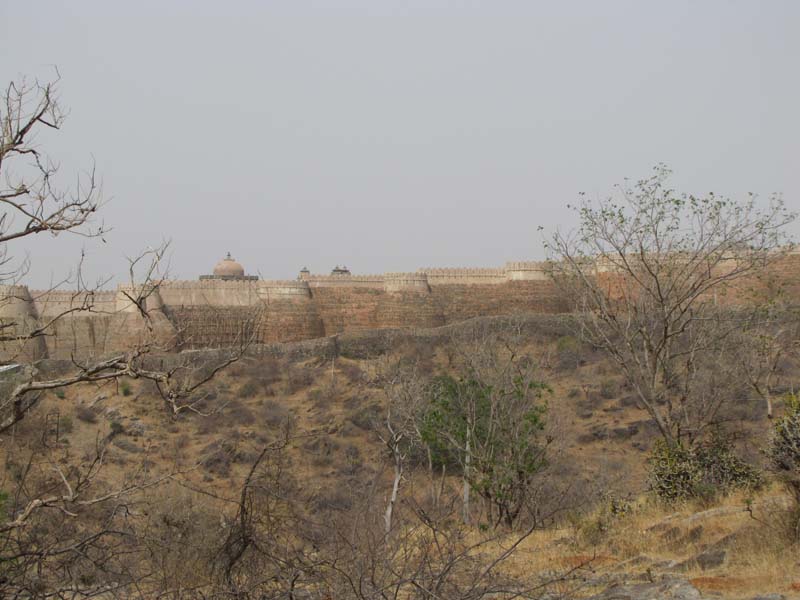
[493, 486, 800, 598]
[5, 337, 797, 598]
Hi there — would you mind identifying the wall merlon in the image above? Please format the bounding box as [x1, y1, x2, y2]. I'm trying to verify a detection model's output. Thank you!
[305, 274, 385, 289]
[504, 261, 552, 280]
[418, 267, 507, 285]
[383, 272, 430, 293]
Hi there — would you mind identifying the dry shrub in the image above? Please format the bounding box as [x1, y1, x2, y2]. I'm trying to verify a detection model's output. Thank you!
[141, 486, 221, 591]
[338, 361, 365, 384]
[347, 402, 381, 431]
[239, 379, 261, 398]
[770, 393, 800, 539]
[303, 435, 340, 468]
[555, 335, 587, 371]
[224, 399, 255, 425]
[261, 399, 290, 428]
[75, 405, 98, 423]
[201, 440, 233, 477]
[311, 487, 353, 513]
[599, 378, 619, 400]
[196, 412, 225, 435]
[285, 365, 315, 394]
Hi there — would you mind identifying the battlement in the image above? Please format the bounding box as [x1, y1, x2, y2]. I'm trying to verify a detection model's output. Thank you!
[383, 272, 430, 293]
[504, 261, 552, 281]
[160, 279, 262, 289]
[419, 267, 507, 285]
[304, 274, 385, 289]
[1, 253, 795, 362]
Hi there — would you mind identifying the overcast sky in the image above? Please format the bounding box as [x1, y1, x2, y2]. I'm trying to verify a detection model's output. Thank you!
[2, 1, 798, 288]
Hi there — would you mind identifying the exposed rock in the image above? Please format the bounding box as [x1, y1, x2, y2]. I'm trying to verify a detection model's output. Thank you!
[88, 393, 107, 407]
[685, 525, 704, 544]
[676, 548, 726, 571]
[113, 438, 143, 453]
[694, 549, 726, 570]
[105, 408, 122, 421]
[126, 419, 146, 437]
[612, 424, 639, 440]
[585, 577, 705, 600]
[660, 526, 682, 542]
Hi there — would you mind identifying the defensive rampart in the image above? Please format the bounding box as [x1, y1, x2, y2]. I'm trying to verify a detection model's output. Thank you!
[1, 251, 797, 361]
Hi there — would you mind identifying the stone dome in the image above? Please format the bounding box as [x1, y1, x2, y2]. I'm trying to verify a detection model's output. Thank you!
[213, 253, 245, 278]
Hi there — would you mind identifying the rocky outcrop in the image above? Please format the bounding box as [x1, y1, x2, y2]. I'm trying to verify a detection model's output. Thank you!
[586, 577, 705, 600]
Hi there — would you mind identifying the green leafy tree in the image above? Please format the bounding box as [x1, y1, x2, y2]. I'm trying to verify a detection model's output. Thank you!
[421, 371, 550, 528]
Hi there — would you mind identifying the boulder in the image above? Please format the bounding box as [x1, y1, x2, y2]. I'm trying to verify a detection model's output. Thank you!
[586, 577, 705, 600]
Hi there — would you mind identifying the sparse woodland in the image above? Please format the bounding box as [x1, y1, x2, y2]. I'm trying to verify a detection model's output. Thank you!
[1, 76, 799, 598]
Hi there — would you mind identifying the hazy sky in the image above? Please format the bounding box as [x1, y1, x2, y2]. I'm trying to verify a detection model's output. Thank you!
[2, 1, 799, 288]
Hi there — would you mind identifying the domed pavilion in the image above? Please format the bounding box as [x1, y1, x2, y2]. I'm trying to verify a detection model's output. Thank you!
[199, 253, 258, 281]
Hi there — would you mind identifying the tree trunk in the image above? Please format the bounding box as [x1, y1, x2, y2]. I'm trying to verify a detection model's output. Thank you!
[463, 427, 471, 525]
[384, 447, 402, 534]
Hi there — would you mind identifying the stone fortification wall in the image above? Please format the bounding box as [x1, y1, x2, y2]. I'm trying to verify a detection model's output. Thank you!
[2, 252, 797, 361]
[0, 284, 178, 361]
[158, 279, 263, 307]
[307, 286, 384, 335]
[431, 280, 568, 324]
[31, 290, 117, 318]
[504, 261, 552, 281]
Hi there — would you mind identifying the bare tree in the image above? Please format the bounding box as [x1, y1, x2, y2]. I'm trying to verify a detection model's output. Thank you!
[547, 165, 796, 445]
[735, 302, 799, 419]
[0, 73, 259, 596]
[372, 356, 430, 533]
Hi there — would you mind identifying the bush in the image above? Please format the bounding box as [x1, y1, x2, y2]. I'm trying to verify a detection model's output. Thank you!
[771, 394, 800, 473]
[770, 393, 800, 513]
[648, 433, 762, 503]
[120, 381, 132, 396]
[285, 366, 315, 394]
[0, 490, 7, 521]
[261, 400, 290, 428]
[599, 378, 619, 400]
[239, 379, 261, 398]
[347, 402, 381, 431]
[338, 362, 364, 384]
[76, 405, 98, 423]
[225, 400, 255, 425]
[573, 494, 632, 546]
[59, 415, 73, 434]
[555, 335, 585, 371]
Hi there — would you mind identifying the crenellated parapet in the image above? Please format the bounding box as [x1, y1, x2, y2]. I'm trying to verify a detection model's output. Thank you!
[383, 273, 430, 293]
[304, 274, 385, 289]
[419, 267, 507, 285]
[257, 280, 312, 301]
[504, 261, 552, 281]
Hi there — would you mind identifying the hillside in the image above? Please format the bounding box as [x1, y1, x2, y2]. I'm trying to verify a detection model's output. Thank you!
[3, 314, 795, 597]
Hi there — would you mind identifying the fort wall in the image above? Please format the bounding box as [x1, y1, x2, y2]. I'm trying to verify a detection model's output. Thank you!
[1, 252, 798, 361]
